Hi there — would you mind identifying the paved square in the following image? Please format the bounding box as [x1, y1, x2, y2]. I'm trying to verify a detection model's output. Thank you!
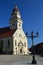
[0, 55, 43, 65]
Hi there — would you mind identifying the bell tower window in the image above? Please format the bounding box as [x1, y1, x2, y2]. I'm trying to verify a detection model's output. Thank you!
[19, 24, 21, 26]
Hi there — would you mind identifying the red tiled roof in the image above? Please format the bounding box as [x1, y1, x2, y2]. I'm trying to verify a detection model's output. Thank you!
[0, 27, 16, 38]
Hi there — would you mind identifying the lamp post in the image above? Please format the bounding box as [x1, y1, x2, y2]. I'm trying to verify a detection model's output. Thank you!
[26, 31, 39, 64]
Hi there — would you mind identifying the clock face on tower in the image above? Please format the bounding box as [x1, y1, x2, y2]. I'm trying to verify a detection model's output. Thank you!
[18, 23, 22, 29]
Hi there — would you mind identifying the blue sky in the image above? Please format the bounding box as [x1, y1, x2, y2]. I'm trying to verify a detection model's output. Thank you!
[0, 0, 43, 48]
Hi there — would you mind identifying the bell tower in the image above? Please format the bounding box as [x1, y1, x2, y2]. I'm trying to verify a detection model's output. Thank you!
[9, 5, 23, 30]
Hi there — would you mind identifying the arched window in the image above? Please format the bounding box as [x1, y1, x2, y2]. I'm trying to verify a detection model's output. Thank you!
[8, 39, 10, 47]
[15, 40, 17, 46]
[19, 34, 22, 37]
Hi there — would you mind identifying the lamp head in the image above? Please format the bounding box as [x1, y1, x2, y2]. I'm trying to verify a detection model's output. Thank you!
[36, 32, 39, 37]
[31, 31, 34, 35]
[26, 32, 28, 37]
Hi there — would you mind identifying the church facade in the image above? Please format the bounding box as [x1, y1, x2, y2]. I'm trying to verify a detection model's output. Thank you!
[0, 5, 29, 55]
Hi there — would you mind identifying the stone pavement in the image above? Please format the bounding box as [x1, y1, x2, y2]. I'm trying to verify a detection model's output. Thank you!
[12, 61, 43, 65]
[0, 55, 43, 65]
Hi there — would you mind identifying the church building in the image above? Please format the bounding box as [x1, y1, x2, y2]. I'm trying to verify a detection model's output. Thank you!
[0, 5, 29, 55]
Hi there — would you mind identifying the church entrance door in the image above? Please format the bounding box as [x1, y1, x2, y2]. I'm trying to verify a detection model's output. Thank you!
[18, 41, 23, 55]
[20, 49, 22, 53]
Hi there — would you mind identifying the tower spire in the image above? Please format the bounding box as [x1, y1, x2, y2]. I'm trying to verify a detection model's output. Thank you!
[15, 1, 16, 6]
[14, 1, 17, 8]
[9, 4, 23, 30]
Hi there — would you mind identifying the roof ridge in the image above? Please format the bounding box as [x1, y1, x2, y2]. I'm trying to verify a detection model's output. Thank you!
[0, 26, 9, 29]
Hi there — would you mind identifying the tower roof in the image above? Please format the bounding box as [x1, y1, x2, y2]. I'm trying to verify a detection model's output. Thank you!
[9, 4, 22, 30]
[12, 5, 19, 15]
[13, 5, 19, 12]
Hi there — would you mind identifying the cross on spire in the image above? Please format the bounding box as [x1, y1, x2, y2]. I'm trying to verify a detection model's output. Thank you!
[14, 1, 17, 8]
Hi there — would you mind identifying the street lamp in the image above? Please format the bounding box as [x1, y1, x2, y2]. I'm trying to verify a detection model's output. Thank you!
[26, 31, 39, 64]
